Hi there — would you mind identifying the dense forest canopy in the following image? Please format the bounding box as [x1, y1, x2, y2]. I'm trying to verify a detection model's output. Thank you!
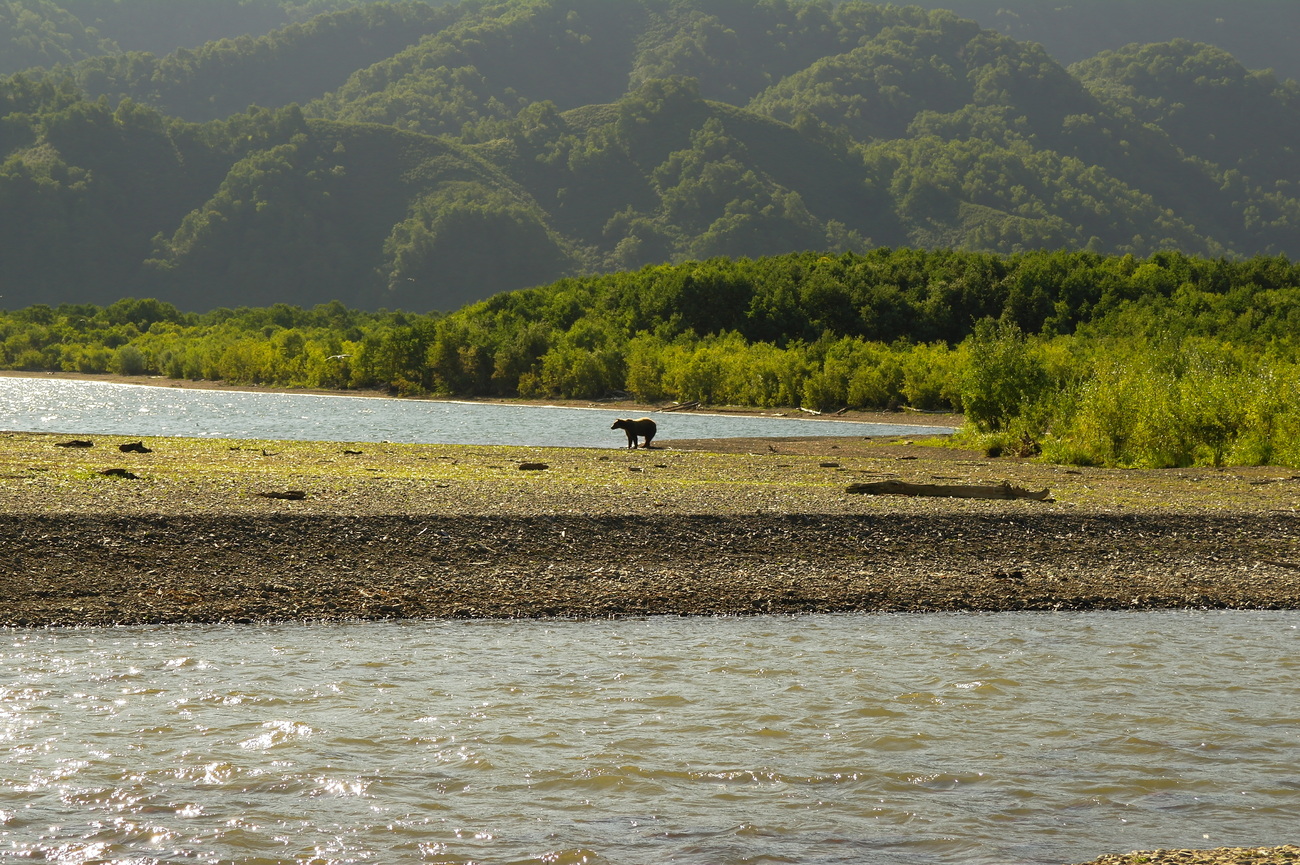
[2, 0, 1299, 314]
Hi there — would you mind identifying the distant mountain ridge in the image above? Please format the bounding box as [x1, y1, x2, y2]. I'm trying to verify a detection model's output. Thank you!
[7, 0, 1295, 83]
[0, 0, 401, 72]
[1, 0, 1297, 312]
[905, 0, 1300, 82]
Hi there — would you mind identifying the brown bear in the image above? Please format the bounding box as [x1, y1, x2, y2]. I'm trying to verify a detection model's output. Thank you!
[611, 417, 657, 449]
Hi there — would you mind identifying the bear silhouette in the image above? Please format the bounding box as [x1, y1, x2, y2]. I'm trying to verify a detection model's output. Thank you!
[611, 417, 656, 449]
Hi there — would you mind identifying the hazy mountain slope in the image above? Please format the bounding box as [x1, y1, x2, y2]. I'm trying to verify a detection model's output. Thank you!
[0, 83, 558, 311]
[453, 79, 896, 279]
[1072, 40, 1300, 257]
[311, 0, 653, 136]
[0, 1, 108, 72]
[62, 2, 467, 122]
[903, 0, 1300, 82]
[144, 116, 541, 311]
[0, 0, 369, 74]
[2, 0, 1298, 314]
[745, 18, 1255, 256]
[309, 0, 940, 137]
[0, 78, 234, 307]
[1072, 40, 1300, 194]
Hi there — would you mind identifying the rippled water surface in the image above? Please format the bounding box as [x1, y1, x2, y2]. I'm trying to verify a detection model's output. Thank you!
[3, 612, 1298, 864]
[0, 377, 949, 446]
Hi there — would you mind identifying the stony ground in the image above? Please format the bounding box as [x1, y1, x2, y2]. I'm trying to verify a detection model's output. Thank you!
[1070, 847, 1300, 865]
[2, 428, 1298, 627]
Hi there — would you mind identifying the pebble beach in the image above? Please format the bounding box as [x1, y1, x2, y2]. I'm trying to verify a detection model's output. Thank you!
[3, 428, 1298, 627]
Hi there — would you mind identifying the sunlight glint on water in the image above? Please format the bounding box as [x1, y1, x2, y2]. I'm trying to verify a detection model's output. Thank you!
[2, 612, 1298, 864]
[0, 376, 950, 445]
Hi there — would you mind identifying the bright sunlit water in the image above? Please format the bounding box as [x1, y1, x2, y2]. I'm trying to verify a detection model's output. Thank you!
[3, 612, 1298, 864]
[0, 376, 950, 446]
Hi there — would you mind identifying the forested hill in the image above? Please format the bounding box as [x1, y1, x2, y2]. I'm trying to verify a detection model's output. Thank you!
[2, 0, 1298, 314]
[0, 0, 409, 71]
[7, 0, 1296, 85]
[905, 0, 1300, 83]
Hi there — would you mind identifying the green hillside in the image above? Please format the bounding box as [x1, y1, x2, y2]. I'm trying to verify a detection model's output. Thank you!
[905, 0, 1300, 82]
[2, 0, 1298, 313]
[0, 0, 396, 73]
[57, 2, 467, 122]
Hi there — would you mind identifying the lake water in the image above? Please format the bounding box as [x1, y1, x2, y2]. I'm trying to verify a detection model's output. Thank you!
[0, 376, 950, 447]
[2, 612, 1298, 865]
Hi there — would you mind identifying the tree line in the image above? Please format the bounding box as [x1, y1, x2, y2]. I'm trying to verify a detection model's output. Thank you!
[3, 248, 1299, 467]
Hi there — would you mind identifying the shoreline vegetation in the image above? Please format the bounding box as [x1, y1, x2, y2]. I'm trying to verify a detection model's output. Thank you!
[8, 251, 1300, 470]
[2, 376, 1298, 865]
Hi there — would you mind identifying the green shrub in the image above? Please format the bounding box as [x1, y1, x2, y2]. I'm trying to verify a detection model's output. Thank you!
[109, 344, 147, 376]
[959, 319, 1050, 432]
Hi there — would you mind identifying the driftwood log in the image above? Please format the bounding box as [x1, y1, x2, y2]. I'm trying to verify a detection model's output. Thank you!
[846, 479, 1052, 501]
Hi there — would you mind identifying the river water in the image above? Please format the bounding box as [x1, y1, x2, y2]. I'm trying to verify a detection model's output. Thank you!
[0, 377, 949, 446]
[3, 377, 1298, 862]
[3, 612, 1298, 864]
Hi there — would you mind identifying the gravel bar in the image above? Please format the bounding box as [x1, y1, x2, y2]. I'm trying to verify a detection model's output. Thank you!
[3, 430, 1299, 627]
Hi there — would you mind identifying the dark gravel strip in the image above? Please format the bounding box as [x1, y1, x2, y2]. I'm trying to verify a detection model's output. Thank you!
[4, 512, 1299, 626]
